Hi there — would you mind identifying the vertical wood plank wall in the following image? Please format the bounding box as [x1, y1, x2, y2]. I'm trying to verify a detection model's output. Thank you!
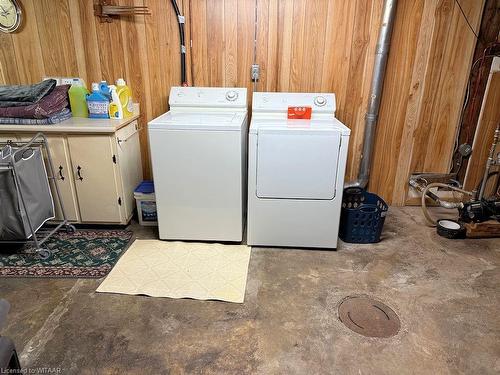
[0, 0, 484, 205]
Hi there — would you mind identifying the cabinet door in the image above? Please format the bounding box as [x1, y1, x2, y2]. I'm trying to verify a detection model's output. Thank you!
[116, 120, 143, 217]
[0, 134, 19, 144]
[67, 135, 124, 223]
[16, 134, 80, 222]
[45, 137, 80, 221]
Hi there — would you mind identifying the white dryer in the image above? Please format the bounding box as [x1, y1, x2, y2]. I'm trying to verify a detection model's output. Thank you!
[149, 87, 248, 241]
[247, 92, 350, 249]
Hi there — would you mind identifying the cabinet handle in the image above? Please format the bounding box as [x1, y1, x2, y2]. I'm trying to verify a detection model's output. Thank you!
[76, 165, 83, 181]
[58, 165, 65, 181]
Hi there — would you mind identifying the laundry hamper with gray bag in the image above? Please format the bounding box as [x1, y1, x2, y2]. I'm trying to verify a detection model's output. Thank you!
[0, 144, 55, 240]
[0, 133, 75, 259]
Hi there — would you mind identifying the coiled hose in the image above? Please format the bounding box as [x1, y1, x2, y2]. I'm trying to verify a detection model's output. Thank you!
[421, 183, 473, 227]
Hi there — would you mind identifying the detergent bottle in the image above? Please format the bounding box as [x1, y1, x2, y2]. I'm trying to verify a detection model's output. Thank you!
[108, 85, 123, 120]
[98, 81, 111, 98]
[68, 79, 89, 118]
[86, 83, 109, 119]
[115, 78, 134, 118]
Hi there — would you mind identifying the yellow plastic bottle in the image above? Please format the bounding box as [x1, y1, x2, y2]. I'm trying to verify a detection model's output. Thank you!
[115, 78, 134, 118]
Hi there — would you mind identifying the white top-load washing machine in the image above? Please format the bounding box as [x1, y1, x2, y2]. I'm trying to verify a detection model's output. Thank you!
[247, 92, 350, 249]
[149, 87, 248, 241]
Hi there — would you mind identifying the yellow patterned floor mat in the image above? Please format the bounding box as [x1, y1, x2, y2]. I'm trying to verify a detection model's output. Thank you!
[96, 240, 251, 303]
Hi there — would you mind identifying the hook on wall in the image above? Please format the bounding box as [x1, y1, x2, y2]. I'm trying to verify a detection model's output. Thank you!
[94, 1, 151, 23]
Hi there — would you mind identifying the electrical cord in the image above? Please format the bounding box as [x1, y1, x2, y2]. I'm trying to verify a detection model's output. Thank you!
[454, 0, 482, 43]
[171, 0, 187, 86]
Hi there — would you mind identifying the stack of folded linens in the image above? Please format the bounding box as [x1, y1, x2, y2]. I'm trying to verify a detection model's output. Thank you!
[0, 80, 72, 125]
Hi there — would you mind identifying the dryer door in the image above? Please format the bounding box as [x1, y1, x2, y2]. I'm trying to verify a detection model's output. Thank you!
[256, 129, 341, 200]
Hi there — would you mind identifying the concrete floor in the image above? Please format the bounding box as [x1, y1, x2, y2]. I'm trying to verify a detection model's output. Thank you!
[1, 207, 499, 374]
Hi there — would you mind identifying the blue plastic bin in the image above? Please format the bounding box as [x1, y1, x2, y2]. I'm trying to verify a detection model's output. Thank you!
[134, 181, 157, 226]
[339, 187, 388, 243]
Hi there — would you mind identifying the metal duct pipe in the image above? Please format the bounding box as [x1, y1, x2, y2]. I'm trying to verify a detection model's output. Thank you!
[346, 0, 398, 189]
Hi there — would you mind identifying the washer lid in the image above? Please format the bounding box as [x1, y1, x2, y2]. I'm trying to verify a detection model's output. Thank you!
[149, 111, 246, 131]
[250, 117, 350, 135]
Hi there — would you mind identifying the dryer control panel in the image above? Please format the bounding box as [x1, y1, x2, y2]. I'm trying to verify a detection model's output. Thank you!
[252, 92, 336, 116]
[169, 87, 247, 109]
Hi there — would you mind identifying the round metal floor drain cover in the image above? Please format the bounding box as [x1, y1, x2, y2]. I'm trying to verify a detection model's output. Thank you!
[338, 296, 400, 338]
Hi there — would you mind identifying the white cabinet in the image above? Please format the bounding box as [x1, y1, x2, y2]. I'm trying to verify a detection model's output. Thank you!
[0, 116, 143, 225]
[67, 135, 125, 223]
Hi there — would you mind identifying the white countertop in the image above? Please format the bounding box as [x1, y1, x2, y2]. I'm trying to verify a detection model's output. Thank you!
[0, 105, 140, 134]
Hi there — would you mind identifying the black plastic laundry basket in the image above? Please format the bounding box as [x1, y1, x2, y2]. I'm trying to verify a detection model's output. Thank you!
[339, 187, 388, 243]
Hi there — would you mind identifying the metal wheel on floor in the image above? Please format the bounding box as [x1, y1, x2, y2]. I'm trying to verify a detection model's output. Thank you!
[36, 248, 51, 260]
[65, 224, 76, 234]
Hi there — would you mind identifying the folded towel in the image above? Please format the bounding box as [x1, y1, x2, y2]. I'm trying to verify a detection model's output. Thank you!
[0, 79, 57, 108]
[0, 85, 70, 119]
[0, 108, 72, 125]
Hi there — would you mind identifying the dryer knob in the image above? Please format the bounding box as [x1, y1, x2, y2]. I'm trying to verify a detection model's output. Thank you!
[226, 90, 238, 101]
[314, 96, 327, 106]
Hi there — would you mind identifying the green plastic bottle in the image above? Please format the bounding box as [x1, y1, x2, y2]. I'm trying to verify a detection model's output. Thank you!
[68, 79, 89, 118]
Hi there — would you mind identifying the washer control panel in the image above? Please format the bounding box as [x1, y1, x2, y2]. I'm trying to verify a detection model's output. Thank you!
[169, 87, 247, 108]
[253, 92, 336, 115]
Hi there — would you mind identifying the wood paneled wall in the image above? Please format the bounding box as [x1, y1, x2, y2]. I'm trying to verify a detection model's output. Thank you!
[0, 0, 484, 205]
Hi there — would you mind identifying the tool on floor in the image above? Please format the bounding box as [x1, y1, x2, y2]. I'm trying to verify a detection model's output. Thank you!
[0, 133, 76, 259]
[436, 219, 466, 239]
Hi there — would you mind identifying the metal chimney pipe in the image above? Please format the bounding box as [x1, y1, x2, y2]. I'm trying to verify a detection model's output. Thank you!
[346, 0, 398, 189]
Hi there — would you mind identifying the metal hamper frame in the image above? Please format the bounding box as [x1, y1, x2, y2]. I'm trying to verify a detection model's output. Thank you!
[0, 132, 75, 259]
